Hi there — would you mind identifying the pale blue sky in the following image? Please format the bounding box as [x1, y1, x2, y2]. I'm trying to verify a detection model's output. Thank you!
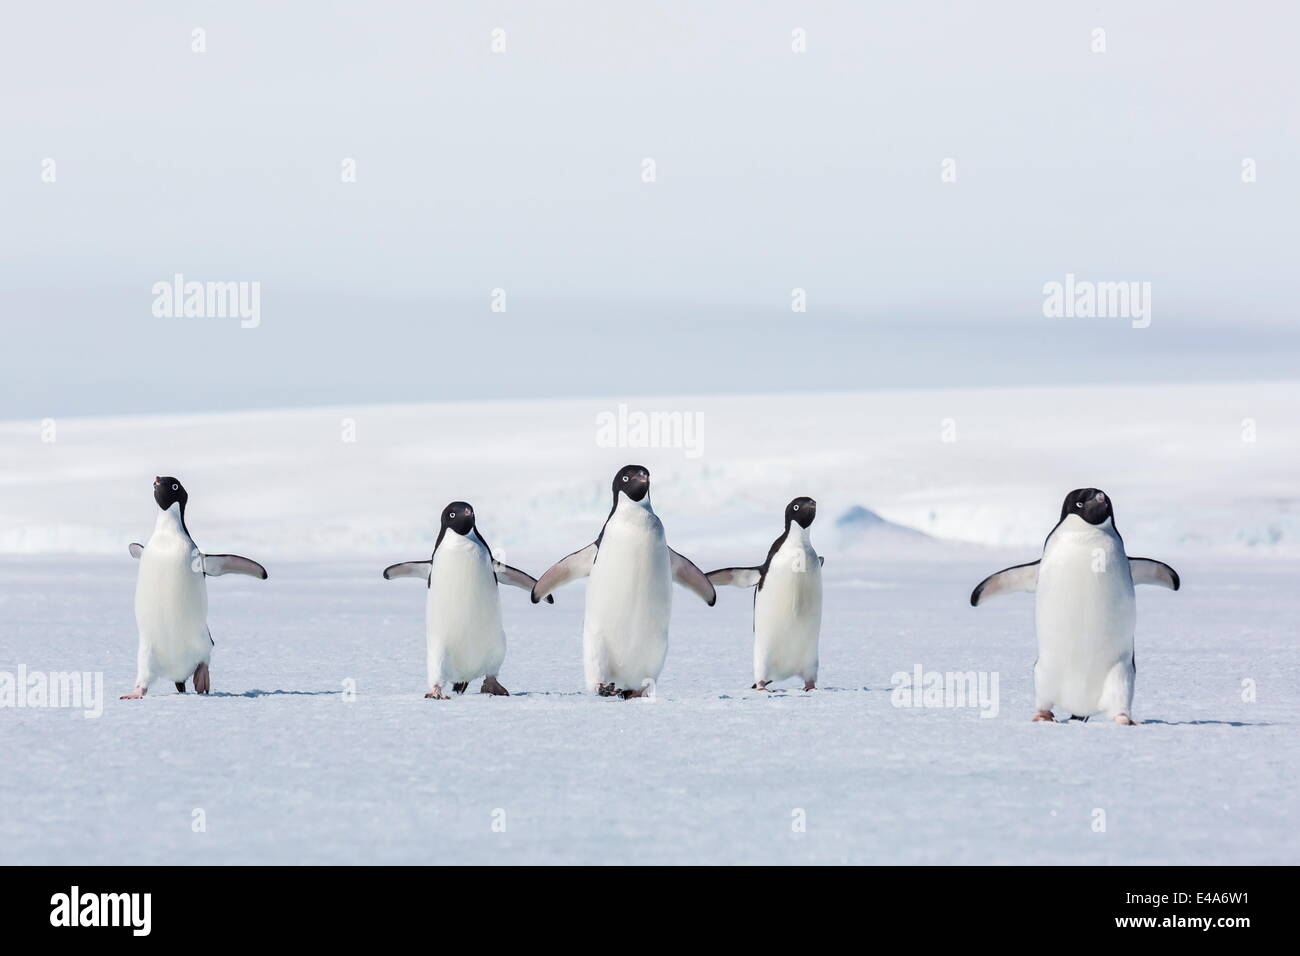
[3, 1, 1297, 417]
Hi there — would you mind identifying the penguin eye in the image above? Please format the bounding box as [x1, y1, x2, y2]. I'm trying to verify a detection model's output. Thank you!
[171, 484, 178, 491]
[449, 512, 456, 519]
[793, 505, 799, 510]
[622, 476, 629, 482]
[1075, 502, 1083, 508]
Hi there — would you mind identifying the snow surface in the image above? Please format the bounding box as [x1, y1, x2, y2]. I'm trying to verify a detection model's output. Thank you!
[3, 381, 1298, 560]
[1, 383, 1297, 864]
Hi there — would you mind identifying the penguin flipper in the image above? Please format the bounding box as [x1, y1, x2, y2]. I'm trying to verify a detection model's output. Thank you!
[129, 543, 144, 559]
[494, 562, 555, 603]
[706, 567, 762, 589]
[970, 561, 1039, 606]
[1129, 558, 1180, 590]
[531, 544, 597, 603]
[203, 554, 268, 579]
[670, 549, 716, 606]
[383, 560, 431, 582]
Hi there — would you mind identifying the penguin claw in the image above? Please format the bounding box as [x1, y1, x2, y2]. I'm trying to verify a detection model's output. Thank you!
[597, 683, 618, 697]
[1114, 714, 1140, 726]
[424, 686, 449, 700]
[120, 688, 145, 700]
[1032, 710, 1057, 722]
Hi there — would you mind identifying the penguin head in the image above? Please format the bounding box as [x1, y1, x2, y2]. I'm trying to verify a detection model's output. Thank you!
[1061, 488, 1113, 527]
[613, 464, 650, 503]
[441, 501, 476, 536]
[153, 476, 188, 513]
[787, 496, 817, 529]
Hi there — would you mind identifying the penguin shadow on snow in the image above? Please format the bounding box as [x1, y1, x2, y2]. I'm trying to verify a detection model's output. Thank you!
[731, 684, 861, 697]
[205, 689, 345, 699]
[1138, 718, 1274, 728]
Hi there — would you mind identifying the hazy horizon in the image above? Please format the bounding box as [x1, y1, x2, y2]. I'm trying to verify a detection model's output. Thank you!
[4, 2, 1298, 418]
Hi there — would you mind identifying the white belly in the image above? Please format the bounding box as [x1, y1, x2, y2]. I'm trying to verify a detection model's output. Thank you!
[134, 531, 211, 682]
[754, 545, 823, 683]
[583, 509, 672, 690]
[426, 536, 506, 685]
[1034, 528, 1135, 715]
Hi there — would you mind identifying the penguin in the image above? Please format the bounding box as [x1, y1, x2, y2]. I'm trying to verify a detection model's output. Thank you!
[531, 465, 715, 698]
[707, 497, 824, 691]
[122, 476, 267, 698]
[969, 488, 1180, 725]
[383, 501, 552, 700]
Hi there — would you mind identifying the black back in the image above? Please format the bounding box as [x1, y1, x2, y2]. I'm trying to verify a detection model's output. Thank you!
[754, 496, 818, 590]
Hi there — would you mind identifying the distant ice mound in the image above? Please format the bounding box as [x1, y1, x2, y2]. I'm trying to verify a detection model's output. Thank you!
[834, 505, 939, 554]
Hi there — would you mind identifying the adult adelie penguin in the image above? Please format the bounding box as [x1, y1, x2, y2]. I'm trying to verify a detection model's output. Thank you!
[383, 501, 552, 700]
[970, 488, 1180, 725]
[708, 497, 824, 691]
[122, 477, 267, 698]
[531, 465, 715, 698]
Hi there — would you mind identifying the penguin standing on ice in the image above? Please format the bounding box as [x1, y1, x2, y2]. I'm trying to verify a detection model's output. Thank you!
[123, 477, 267, 698]
[970, 488, 1180, 725]
[531, 465, 715, 698]
[708, 497, 824, 691]
[384, 501, 552, 699]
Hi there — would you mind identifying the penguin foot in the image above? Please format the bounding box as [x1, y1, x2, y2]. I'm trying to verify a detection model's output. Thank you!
[120, 687, 146, 700]
[480, 675, 509, 696]
[193, 662, 210, 695]
[174, 682, 187, 693]
[1113, 713, 1140, 726]
[803, 680, 817, 691]
[618, 687, 647, 699]
[424, 685, 449, 700]
[597, 682, 618, 697]
[752, 680, 771, 692]
[452, 682, 469, 695]
[1032, 710, 1057, 722]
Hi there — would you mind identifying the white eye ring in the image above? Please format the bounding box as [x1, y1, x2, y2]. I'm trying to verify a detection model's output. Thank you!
[622, 476, 629, 482]
[1076, 502, 1082, 508]
[172, 484, 178, 491]
[793, 505, 800, 510]
[449, 512, 456, 519]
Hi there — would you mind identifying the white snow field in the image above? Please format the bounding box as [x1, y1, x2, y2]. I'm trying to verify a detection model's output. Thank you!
[1, 381, 1297, 865]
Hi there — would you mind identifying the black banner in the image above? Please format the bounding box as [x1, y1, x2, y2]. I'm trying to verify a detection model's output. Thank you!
[7, 865, 1278, 940]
